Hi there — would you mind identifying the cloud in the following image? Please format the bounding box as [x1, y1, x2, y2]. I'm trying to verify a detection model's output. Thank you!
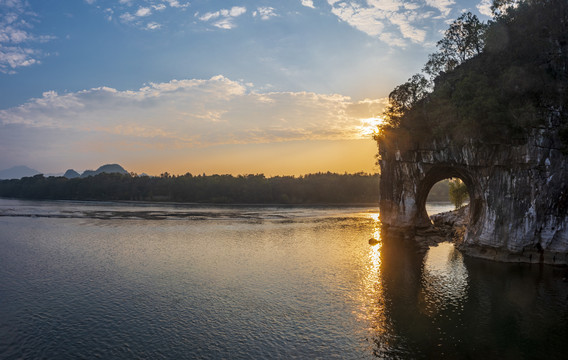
[476, 0, 493, 17]
[197, 6, 247, 29]
[326, 0, 457, 46]
[301, 0, 316, 9]
[104, 8, 114, 21]
[146, 22, 161, 30]
[330, 1, 386, 37]
[0, 75, 386, 149]
[0, 0, 54, 73]
[135, 7, 152, 17]
[121, 6, 153, 23]
[119, 12, 136, 22]
[0, 46, 39, 73]
[425, 0, 455, 17]
[253, 7, 278, 20]
[91, 0, 189, 28]
[164, 0, 189, 8]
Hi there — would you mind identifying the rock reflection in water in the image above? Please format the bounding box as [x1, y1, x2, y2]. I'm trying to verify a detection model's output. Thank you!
[362, 226, 473, 358]
[419, 242, 468, 317]
[363, 219, 568, 359]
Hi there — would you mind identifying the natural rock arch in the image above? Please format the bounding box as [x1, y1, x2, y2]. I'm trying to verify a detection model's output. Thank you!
[377, 123, 568, 264]
[415, 166, 483, 230]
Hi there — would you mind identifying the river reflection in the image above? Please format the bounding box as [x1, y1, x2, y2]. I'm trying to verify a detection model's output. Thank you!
[0, 200, 567, 359]
[361, 213, 568, 359]
[356, 214, 389, 343]
[420, 242, 468, 317]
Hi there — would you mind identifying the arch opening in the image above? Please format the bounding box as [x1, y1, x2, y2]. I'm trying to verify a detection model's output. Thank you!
[425, 178, 470, 218]
[415, 166, 483, 231]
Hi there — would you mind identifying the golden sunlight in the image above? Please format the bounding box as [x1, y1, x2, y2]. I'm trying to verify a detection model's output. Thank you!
[353, 212, 387, 336]
[358, 117, 385, 138]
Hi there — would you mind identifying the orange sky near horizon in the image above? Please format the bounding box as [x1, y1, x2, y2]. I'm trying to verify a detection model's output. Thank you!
[0, 0, 493, 180]
[123, 139, 379, 177]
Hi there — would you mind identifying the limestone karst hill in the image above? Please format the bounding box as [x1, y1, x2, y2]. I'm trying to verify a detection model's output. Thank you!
[377, 0, 568, 264]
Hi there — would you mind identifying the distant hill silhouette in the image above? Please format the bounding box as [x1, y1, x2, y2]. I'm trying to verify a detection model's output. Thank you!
[0, 166, 40, 180]
[63, 169, 80, 179]
[81, 164, 128, 178]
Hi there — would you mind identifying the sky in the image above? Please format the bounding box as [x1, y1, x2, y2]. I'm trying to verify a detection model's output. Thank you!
[0, 0, 493, 176]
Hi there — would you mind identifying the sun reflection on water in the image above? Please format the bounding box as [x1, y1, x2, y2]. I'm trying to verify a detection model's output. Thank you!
[355, 212, 388, 339]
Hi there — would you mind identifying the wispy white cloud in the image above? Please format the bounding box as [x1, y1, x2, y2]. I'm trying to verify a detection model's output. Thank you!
[0, 76, 386, 148]
[253, 7, 278, 21]
[329, 1, 386, 37]
[389, 11, 427, 42]
[92, 0, 189, 28]
[301, 0, 316, 9]
[476, 0, 492, 17]
[196, 6, 247, 29]
[326, 0, 457, 46]
[146, 22, 161, 30]
[119, 12, 136, 22]
[0, 46, 39, 73]
[104, 8, 113, 21]
[164, 0, 189, 8]
[135, 7, 152, 17]
[425, 0, 455, 17]
[120, 6, 153, 23]
[0, 0, 54, 73]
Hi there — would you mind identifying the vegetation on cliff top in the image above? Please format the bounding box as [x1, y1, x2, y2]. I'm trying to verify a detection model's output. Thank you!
[377, 0, 568, 147]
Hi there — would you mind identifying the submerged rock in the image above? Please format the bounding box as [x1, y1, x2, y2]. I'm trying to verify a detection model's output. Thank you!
[368, 238, 379, 246]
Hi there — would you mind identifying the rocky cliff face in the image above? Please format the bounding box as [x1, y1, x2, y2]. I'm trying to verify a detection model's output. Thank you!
[378, 110, 568, 264]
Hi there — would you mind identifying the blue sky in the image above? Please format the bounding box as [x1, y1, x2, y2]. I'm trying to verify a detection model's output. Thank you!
[0, 0, 493, 175]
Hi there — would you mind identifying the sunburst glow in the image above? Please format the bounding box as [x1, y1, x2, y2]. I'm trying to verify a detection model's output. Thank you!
[358, 117, 385, 138]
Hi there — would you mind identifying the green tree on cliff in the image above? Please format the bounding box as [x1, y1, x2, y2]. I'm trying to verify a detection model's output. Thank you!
[449, 179, 469, 209]
[378, 0, 568, 146]
[423, 12, 486, 79]
[382, 11, 487, 127]
[382, 74, 429, 127]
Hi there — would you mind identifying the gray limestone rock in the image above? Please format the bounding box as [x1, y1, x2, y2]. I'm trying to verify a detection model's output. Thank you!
[378, 111, 568, 265]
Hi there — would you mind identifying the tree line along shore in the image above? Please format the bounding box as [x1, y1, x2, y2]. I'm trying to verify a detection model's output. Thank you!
[0, 172, 391, 205]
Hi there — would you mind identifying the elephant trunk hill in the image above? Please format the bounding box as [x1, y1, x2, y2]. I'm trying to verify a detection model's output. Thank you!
[377, 0, 568, 264]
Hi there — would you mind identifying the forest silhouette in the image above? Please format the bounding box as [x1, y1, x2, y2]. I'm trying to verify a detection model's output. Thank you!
[0, 172, 388, 205]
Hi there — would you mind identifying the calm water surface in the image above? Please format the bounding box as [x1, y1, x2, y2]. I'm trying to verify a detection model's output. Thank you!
[0, 199, 567, 359]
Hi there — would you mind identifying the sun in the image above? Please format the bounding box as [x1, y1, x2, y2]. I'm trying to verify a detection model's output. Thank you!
[358, 117, 385, 138]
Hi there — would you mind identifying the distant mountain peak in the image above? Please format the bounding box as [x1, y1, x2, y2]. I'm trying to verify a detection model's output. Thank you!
[0, 165, 40, 180]
[63, 169, 80, 179]
[81, 163, 129, 178]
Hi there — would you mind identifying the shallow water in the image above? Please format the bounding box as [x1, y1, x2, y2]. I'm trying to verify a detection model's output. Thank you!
[425, 201, 457, 216]
[0, 199, 567, 359]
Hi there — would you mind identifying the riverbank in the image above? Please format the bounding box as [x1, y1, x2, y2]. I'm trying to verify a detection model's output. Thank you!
[425, 205, 568, 266]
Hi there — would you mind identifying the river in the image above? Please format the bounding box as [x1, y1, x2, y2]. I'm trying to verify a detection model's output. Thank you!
[0, 199, 566, 359]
